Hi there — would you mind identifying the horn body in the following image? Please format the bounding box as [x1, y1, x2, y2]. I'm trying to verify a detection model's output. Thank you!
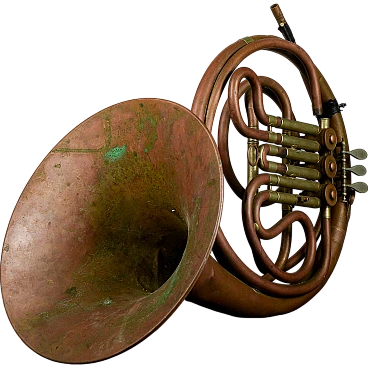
[0, 1, 366, 366]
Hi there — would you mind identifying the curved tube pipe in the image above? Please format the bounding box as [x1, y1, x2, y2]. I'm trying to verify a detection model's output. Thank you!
[187, 34, 348, 316]
[218, 76, 294, 199]
[192, 36, 323, 131]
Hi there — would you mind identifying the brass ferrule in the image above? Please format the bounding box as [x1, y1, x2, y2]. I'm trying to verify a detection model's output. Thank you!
[241, 36, 254, 45]
[319, 117, 330, 130]
[268, 131, 279, 144]
[267, 161, 280, 173]
[323, 206, 332, 219]
[248, 137, 258, 144]
[268, 115, 279, 127]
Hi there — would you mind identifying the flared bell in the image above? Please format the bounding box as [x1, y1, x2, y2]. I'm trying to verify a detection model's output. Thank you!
[0, 98, 223, 363]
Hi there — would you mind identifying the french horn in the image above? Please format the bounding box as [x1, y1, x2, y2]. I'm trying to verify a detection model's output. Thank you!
[1, 3, 367, 366]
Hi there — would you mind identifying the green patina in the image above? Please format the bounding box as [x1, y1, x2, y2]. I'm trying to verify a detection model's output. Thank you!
[20, 149, 188, 341]
[65, 286, 77, 296]
[104, 145, 127, 162]
[16, 102, 217, 357]
[85, 150, 187, 293]
[136, 104, 159, 153]
[103, 298, 113, 306]
[207, 178, 216, 187]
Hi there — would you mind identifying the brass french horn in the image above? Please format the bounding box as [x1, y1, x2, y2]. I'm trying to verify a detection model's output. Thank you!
[1, 3, 367, 366]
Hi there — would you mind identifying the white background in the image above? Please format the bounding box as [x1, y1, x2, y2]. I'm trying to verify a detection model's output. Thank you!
[1, 0, 367, 367]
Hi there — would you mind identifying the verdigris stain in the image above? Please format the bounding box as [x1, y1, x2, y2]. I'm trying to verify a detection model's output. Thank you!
[104, 145, 127, 162]
[103, 298, 113, 306]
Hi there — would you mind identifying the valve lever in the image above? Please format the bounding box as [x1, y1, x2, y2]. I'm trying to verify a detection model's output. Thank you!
[346, 165, 367, 176]
[343, 148, 367, 160]
[346, 182, 368, 194]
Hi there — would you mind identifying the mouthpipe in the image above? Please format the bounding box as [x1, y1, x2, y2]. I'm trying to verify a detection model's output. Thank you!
[270, 4, 286, 26]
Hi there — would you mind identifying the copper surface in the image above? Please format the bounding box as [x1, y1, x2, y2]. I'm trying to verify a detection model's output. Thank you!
[188, 31, 351, 314]
[1, 3, 365, 365]
[1, 99, 223, 363]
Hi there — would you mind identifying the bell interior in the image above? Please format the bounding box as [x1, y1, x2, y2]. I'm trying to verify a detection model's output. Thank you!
[1, 99, 222, 363]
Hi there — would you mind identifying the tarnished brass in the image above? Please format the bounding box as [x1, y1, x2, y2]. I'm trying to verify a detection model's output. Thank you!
[343, 148, 368, 160]
[346, 182, 368, 193]
[267, 116, 321, 135]
[247, 140, 259, 183]
[269, 174, 321, 192]
[281, 118, 320, 135]
[242, 36, 254, 44]
[280, 134, 321, 151]
[284, 148, 320, 163]
[258, 145, 321, 179]
[323, 206, 332, 219]
[346, 165, 367, 176]
[261, 143, 320, 163]
[320, 117, 330, 129]
[341, 140, 348, 201]
[285, 163, 321, 180]
[267, 190, 320, 208]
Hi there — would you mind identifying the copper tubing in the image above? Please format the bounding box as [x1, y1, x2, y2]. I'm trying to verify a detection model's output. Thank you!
[228, 67, 321, 152]
[264, 206, 322, 280]
[265, 145, 320, 164]
[188, 211, 332, 317]
[187, 34, 348, 316]
[242, 174, 327, 293]
[213, 172, 326, 297]
[218, 76, 294, 199]
[284, 216, 321, 271]
[258, 144, 321, 180]
[229, 67, 271, 126]
[217, 75, 295, 276]
[244, 174, 317, 285]
[192, 36, 323, 131]
[192, 39, 246, 126]
[191, 201, 331, 299]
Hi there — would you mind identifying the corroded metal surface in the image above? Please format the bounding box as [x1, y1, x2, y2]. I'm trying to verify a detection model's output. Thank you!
[1, 98, 223, 363]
